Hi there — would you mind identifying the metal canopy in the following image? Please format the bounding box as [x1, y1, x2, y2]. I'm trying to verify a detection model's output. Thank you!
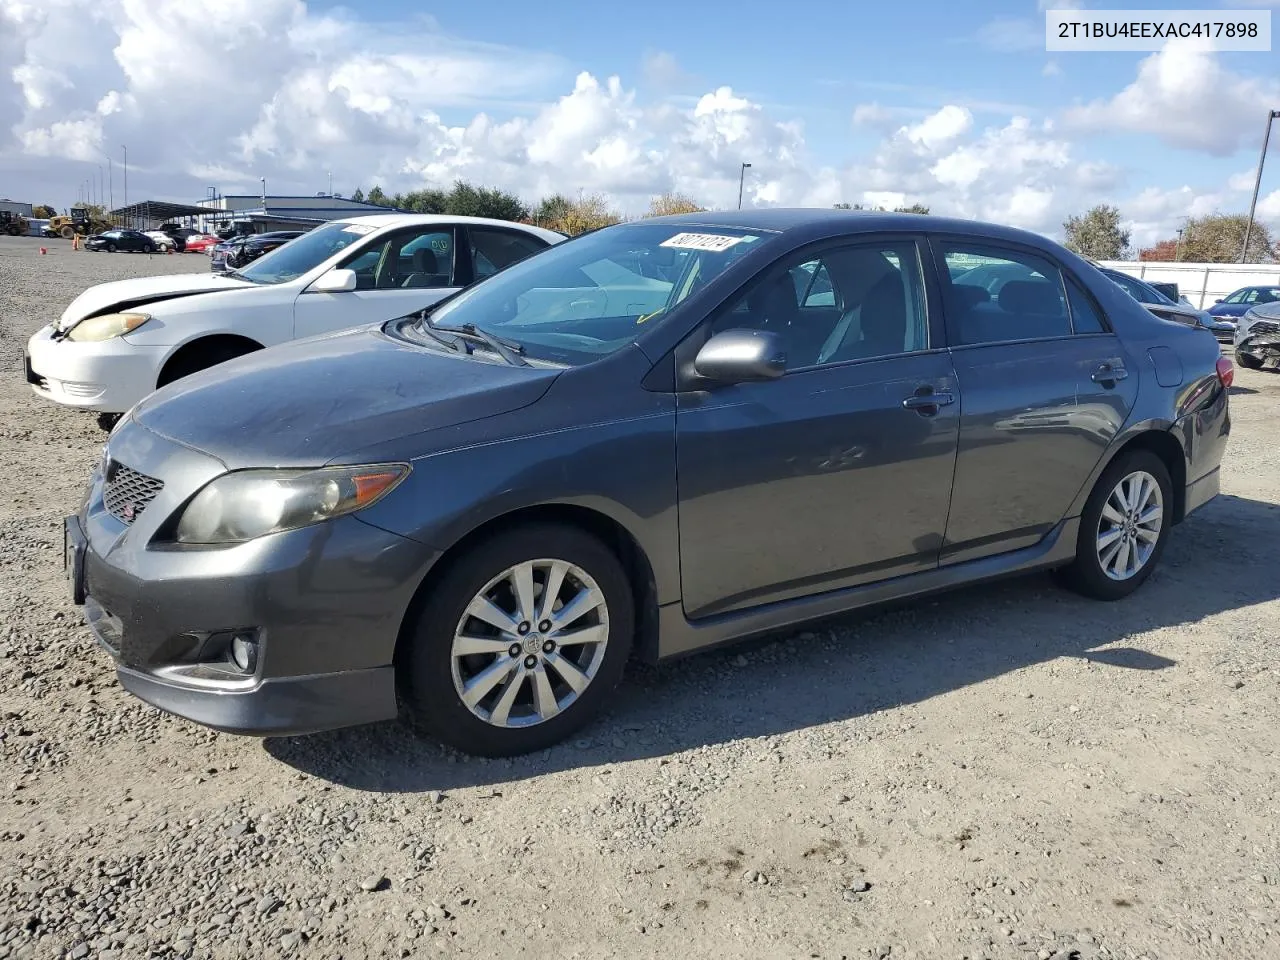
[108, 200, 212, 224]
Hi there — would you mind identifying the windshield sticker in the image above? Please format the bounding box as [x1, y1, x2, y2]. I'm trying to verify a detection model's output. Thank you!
[342, 224, 376, 235]
[430, 237, 451, 252]
[660, 232, 744, 253]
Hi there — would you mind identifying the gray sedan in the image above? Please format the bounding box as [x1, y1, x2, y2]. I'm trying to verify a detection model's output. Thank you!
[65, 210, 1232, 756]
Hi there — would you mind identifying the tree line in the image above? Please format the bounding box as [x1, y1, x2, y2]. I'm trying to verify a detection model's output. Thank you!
[350, 181, 710, 235]
[1063, 204, 1278, 263]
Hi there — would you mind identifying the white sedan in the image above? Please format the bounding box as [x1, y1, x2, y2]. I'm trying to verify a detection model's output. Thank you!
[25, 214, 564, 418]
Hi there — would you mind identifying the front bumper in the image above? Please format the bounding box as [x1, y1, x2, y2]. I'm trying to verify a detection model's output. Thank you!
[25, 324, 167, 413]
[69, 419, 435, 736]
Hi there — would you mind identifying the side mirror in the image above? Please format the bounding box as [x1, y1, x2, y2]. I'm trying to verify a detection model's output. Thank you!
[693, 329, 787, 383]
[1214, 299, 1224, 304]
[310, 268, 357, 293]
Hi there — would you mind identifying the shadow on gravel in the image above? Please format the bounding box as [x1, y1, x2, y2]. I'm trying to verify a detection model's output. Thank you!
[265, 493, 1280, 793]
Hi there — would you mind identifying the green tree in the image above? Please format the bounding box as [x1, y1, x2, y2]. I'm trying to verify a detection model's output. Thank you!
[893, 203, 930, 215]
[32, 204, 57, 219]
[444, 181, 527, 221]
[350, 188, 365, 203]
[533, 192, 622, 235]
[400, 188, 448, 214]
[646, 192, 706, 217]
[366, 185, 390, 207]
[1062, 204, 1130, 260]
[1179, 213, 1277, 263]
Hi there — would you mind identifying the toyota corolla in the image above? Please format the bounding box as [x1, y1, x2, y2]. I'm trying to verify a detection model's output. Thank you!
[64, 210, 1231, 757]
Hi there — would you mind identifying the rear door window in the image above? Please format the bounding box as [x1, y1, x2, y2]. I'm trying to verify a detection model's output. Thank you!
[938, 242, 1072, 345]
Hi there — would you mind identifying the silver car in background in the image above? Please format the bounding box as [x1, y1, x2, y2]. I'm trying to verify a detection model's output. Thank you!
[1234, 301, 1280, 370]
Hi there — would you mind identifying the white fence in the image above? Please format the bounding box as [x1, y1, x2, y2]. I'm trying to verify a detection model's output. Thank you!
[1098, 260, 1280, 310]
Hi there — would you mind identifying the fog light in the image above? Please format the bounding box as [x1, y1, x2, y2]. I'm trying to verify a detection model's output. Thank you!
[230, 633, 259, 673]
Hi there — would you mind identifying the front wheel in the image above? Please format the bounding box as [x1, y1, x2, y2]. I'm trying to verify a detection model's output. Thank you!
[1059, 450, 1173, 601]
[400, 524, 635, 757]
[1235, 350, 1264, 370]
[144, 243, 156, 254]
[106, 243, 116, 253]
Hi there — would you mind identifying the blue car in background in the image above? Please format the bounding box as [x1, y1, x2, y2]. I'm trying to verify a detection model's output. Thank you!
[1209, 285, 1280, 319]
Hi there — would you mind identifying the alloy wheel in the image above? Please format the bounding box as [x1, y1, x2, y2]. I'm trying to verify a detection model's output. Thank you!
[450, 558, 610, 728]
[1095, 470, 1164, 581]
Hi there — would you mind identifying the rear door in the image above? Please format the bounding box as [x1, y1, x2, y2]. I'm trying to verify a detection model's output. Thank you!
[293, 225, 462, 339]
[932, 237, 1138, 565]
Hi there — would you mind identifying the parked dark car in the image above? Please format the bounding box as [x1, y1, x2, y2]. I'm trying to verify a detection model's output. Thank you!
[1210, 285, 1280, 319]
[210, 231, 306, 273]
[66, 210, 1232, 757]
[1099, 268, 1235, 344]
[85, 229, 158, 254]
[1234, 300, 1280, 370]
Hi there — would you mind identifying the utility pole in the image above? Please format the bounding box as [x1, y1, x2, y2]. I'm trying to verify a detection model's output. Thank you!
[1175, 227, 1184, 261]
[328, 170, 333, 197]
[1242, 109, 1280, 263]
[107, 158, 113, 212]
[122, 145, 128, 225]
[737, 162, 752, 210]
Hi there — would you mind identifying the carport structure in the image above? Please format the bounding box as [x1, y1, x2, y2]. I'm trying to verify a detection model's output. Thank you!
[109, 200, 212, 231]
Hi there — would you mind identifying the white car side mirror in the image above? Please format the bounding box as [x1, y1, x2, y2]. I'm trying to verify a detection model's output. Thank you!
[310, 268, 357, 293]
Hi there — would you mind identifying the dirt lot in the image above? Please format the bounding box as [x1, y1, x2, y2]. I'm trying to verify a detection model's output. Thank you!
[2, 234, 1279, 960]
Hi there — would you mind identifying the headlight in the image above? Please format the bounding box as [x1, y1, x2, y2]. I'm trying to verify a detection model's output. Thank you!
[66, 312, 151, 342]
[174, 463, 410, 544]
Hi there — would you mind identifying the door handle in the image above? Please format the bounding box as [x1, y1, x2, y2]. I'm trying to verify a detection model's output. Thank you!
[902, 389, 955, 413]
[1091, 363, 1128, 385]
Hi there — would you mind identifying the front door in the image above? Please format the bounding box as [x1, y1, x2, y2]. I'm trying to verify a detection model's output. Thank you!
[294, 225, 462, 339]
[675, 236, 960, 619]
[932, 237, 1138, 564]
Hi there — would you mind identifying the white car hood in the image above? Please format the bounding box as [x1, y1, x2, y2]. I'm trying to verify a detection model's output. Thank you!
[57, 273, 250, 330]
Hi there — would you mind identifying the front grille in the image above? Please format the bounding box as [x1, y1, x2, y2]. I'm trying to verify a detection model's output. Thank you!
[103, 461, 164, 524]
[1250, 319, 1280, 336]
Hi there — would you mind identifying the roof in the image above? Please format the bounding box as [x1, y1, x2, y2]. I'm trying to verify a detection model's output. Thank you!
[110, 200, 212, 221]
[323, 213, 565, 243]
[637, 207, 1057, 248]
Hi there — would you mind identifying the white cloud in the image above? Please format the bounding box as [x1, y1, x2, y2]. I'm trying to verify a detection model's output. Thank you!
[1063, 39, 1280, 155]
[1042, 60, 1062, 77]
[904, 105, 974, 150]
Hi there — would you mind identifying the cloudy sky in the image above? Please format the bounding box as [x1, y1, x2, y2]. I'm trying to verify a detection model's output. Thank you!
[1, 0, 1278, 249]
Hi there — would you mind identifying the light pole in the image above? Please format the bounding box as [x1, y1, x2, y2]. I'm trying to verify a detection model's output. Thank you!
[1175, 227, 1184, 261]
[260, 177, 267, 206]
[1242, 109, 1280, 263]
[98, 165, 104, 210]
[121, 145, 128, 225]
[328, 170, 333, 197]
[737, 162, 752, 210]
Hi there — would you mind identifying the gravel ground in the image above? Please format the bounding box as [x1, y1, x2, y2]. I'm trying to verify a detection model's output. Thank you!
[3, 234, 1280, 960]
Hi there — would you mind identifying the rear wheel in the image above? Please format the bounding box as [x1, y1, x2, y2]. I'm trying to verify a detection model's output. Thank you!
[1059, 450, 1172, 601]
[60, 226, 75, 240]
[106, 243, 116, 253]
[1235, 350, 1264, 370]
[400, 524, 635, 757]
[144, 242, 156, 254]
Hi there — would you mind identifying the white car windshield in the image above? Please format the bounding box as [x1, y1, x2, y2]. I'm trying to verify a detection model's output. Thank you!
[419, 223, 770, 365]
[234, 221, 375, 284]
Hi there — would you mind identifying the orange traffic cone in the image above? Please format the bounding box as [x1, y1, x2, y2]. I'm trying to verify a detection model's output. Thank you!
[39, 247, 47, 255]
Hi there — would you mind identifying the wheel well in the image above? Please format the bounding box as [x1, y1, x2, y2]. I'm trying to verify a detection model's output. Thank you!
[1111, 430, 1187, 523]
[393, 504, 662, 670]
[157, 334, 263, 387]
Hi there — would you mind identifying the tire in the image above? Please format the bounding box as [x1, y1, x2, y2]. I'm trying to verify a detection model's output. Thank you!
[106, 243, 116, 253]
[1236, 350, 1264, 370]
[400, 523, 635, 757]
[60, 226, 75, 240]
[1059, 449, 1173, 601]
[96, 412, 121, 432]
[144, 243, 156, 254]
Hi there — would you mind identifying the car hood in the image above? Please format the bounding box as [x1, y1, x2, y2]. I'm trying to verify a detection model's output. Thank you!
[129, 325, 561, 468]
[1246, 302, 1280, 321]
[57, 273, 252, 330]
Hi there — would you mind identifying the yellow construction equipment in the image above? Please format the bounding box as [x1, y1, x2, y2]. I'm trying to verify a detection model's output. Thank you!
[43, 207, 112, 240]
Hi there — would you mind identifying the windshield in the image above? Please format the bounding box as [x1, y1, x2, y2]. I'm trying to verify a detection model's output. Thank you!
[422, 223, 769, 365]
[235, 221, 376, 284]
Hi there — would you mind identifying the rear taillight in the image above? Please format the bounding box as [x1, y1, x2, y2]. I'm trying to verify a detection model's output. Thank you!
[1216, 355, 1234, 389]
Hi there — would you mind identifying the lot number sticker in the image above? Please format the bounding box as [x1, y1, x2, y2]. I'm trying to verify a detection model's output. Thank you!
[660, 232, 743, 252]
[343, 224, 376, 235]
